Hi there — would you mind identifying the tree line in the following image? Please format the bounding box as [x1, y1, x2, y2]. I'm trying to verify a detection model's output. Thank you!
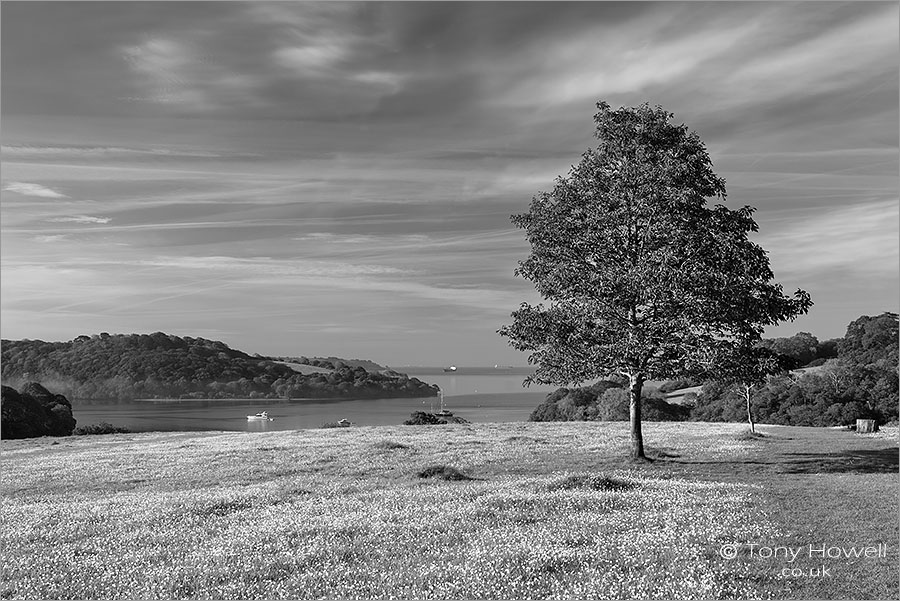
[0, 332, 437, 401]
[530, 312, 898, 427]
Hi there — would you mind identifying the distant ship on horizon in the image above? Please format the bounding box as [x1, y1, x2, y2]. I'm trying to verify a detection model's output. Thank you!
[443, 365, 457, 372]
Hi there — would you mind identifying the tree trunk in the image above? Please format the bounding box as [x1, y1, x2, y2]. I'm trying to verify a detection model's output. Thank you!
[744, 384, 755, 434]
[629, 373, 646, 459]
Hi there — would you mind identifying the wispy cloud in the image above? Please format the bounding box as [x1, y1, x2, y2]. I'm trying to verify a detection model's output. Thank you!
[31, 234, 67, 243]
[47, 215, 111, 224]
[3, 182, 68, 198]
[2, 144, 226, 159]
[759, 200, 899, 277]
[724, 6, 897, 102]
[120, 36, 263, 112]
[493, 12, 764, 109]
[135, 255, 408, 278]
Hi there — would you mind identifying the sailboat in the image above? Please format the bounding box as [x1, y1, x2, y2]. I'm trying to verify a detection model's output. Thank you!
[435, 389, 453, 417]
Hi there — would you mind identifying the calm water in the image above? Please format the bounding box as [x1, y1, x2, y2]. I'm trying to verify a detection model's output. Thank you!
[71, 369, 557, 433]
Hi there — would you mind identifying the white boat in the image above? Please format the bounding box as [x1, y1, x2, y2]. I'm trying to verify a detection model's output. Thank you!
[337, 418, 351, 427]
[435, 389, 453, 417]
[247, 411, 272, 421]
[443, 365, 457, 372]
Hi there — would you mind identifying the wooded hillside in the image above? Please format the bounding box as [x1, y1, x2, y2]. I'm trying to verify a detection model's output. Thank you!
[0, 332, 437, 401]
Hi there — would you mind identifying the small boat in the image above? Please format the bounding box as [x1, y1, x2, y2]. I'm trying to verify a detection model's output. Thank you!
[443, 365, 457, 372]
[435, 389, 453, 417]
[337, 418, 351, 427]
[247, 411, 272, 421]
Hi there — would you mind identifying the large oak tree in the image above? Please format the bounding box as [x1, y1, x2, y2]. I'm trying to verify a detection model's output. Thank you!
[499, 102, 812, 459]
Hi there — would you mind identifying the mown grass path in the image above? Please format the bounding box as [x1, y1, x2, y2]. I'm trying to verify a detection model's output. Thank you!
[1, 422, 896, 599]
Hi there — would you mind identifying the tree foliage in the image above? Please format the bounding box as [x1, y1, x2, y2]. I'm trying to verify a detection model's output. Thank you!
[757, 332, 838, 367]
[499, 101, 811, 457]
[1, 383, 76, 439]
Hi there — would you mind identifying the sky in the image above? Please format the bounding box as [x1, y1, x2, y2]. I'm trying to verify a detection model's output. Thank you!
[1, 1, 898, 366]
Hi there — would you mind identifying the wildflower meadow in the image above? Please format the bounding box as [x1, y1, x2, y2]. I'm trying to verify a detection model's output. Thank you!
[1, 422, 896, 599]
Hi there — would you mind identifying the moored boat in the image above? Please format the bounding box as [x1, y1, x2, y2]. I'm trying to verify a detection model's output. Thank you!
[247, 411, 272, 421]
[435, 389, 453, 417]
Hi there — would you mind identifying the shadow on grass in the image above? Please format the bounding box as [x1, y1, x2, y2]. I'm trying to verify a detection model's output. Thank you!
[547, 474, 637, 492]
[657, 447, 898, 477]
[777, 448, 899, 474]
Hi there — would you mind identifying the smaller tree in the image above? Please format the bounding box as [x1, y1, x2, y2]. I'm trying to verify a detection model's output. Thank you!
[711, 343, 796, 433]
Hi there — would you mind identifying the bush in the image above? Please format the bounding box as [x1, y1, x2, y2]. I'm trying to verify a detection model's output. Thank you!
[73, 422, 131, 435]
[416, 465, 475, 481]
[403, 411, 470, 425]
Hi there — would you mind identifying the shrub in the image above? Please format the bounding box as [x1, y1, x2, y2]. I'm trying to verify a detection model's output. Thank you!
[416, 465, 475, 481]
[404, 411, 443, 426]
[73, 422, 131, 435]
[403, 412, 470, 425]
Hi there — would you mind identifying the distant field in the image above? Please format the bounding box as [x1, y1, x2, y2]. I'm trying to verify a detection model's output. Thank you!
[1, 423, 896, 600]
[274, 361, 334, 375]
[663, 384, 704, 404]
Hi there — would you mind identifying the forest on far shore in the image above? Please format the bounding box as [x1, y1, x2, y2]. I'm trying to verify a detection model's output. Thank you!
[0, 333, 437, 401]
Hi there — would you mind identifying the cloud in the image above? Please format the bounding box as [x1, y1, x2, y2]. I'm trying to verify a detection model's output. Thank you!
[47, 215, 111, 224]
[723, 6, 897, 102]
[3, 182, 68, 198]
[135, 256, 408, 278]
[1, 144, 226, 159]
[759, 200, 899, 277]
[272, 41, 348, 74]
[487, 8, 763, 109]
[31, 235, 67, 243]
[121, 36, 264, 112]
[292, 232, 430, 245]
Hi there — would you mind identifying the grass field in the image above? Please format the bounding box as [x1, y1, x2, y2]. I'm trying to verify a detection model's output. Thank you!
[1, 422, 897, 600]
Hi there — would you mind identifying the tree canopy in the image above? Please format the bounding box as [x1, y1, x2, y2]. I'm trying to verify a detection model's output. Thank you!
[499, 101, 812, 458]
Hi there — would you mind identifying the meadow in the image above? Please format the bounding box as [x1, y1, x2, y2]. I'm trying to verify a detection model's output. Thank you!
[1, 422, 896, 600]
